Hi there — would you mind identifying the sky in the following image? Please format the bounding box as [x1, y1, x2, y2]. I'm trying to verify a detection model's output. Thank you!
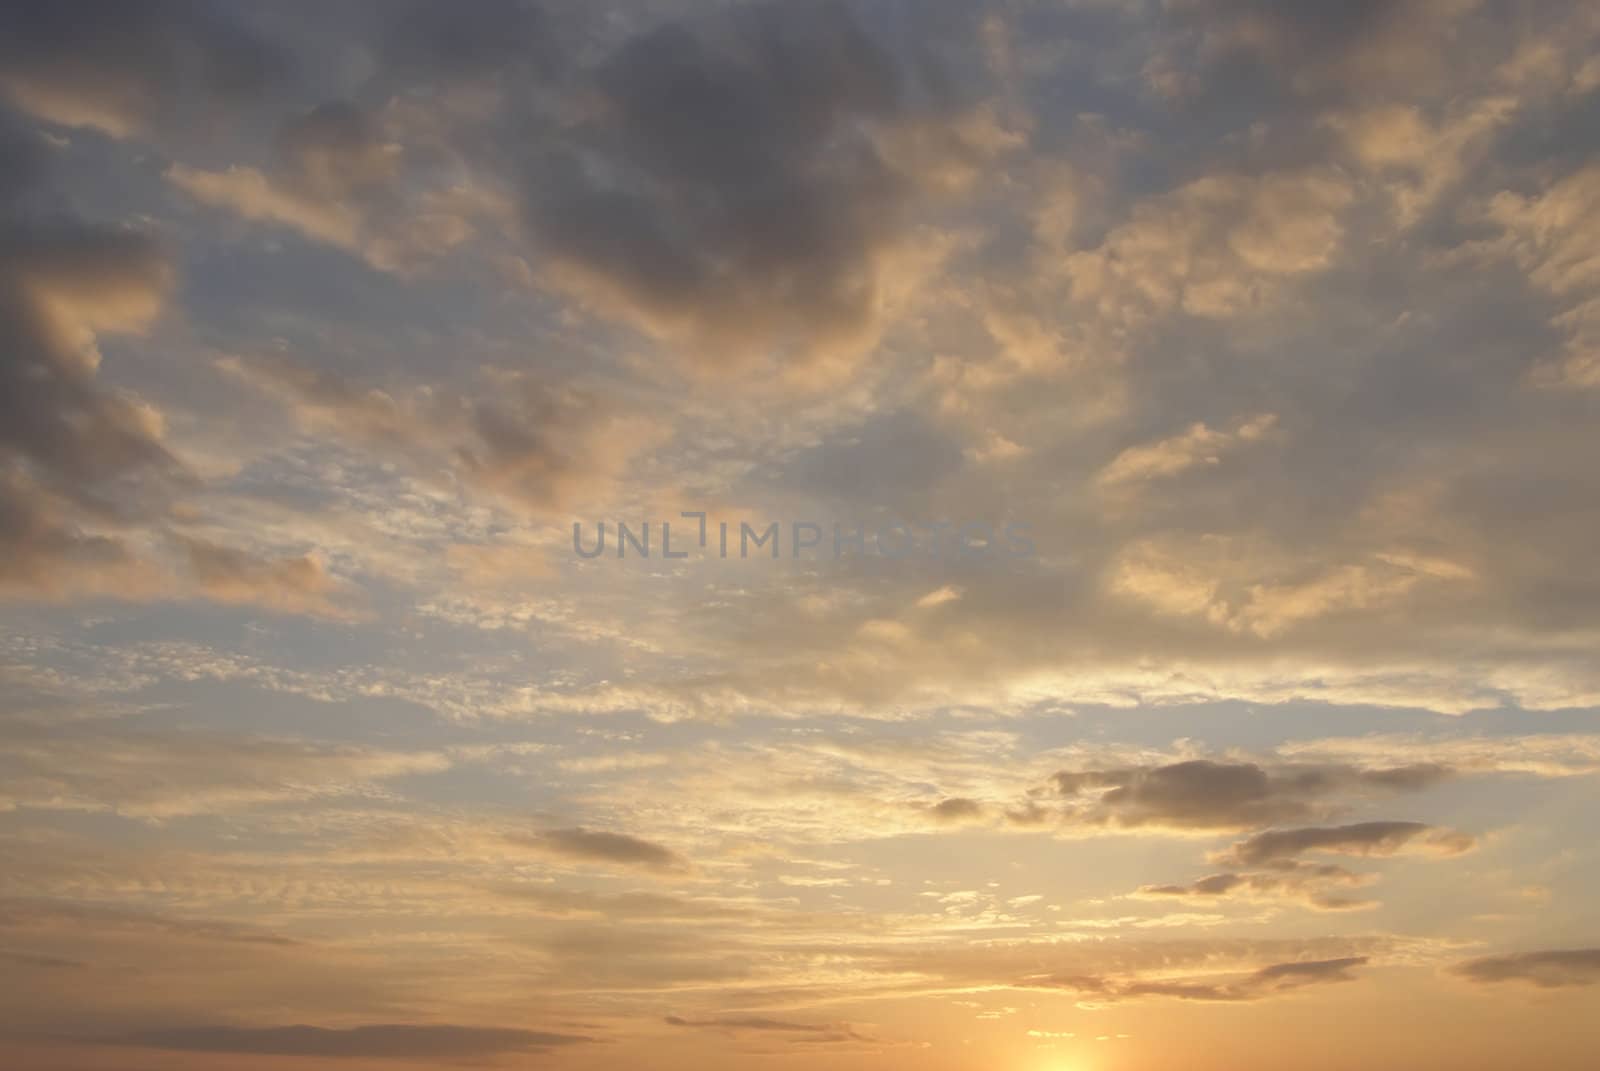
[1, 1, 1599, 1069]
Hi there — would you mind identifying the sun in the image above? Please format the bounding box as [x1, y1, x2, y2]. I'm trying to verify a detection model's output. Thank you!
[1036, 1056, 1095, 1071]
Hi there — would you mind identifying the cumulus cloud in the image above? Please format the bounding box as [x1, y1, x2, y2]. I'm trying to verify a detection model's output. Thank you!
[520, 0, 1007, 377]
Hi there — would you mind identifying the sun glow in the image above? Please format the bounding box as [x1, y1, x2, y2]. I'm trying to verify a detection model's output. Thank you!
[1037, 1055, 1094, 1071]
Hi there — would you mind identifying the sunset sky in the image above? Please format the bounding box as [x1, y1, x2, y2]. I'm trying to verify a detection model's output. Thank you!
[2, 2, 1600, 1069]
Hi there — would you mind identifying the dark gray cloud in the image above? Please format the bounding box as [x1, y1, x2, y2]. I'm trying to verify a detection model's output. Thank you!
[0, 103, 182, 597]
[0, 109, 47, 203]
[774, 408, 967, 508]
[0, 469, 149, 598]
[1221, 821, 1475, 866]
[376, 0, 555, 85]
[519, 1, 991, 371]
[109, 1023, 593, 1059]
[1162, 0, 1480, 104]
[275, 101, 395, 200]
[1051, 759, 1453, 831]
[1199, 0, 1413, 64]
[0, 0, 286, 136]
[514, 827, 690, 873]
[0, 221, 175, 491]
[1451, 949, 1600, 988]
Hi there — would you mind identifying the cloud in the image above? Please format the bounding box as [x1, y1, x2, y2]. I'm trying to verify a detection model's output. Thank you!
[179, 535, 361, 620]
[276, 101, 399, 200]
[1050, 759, 1452, 832]
[1096, 413, 1277, 493]
[1487, 164, 1600, 387]
[1036, 956, 1371, 1003]
[1107, 538, 1477, 640]
[0, 108, 182, 601]
[928, 796, 987, 824]
[776, 408, 968, 506]
[0, 221, 175, 489]
[0, 469, 167, 601]
[0, 1, 285, 137]
[5, 8, 1600, 1067]
[1063, 169, 1353, 324]
[1127, 956, 1370, 1002]
[8, 0, 1592, 723]
[1129, 815, 1475, 913]
[1450, 949, 1600, 988]
[665, 1015, 873, 1043]
[219, 355, 654, 515]
[374, 0, 555, 85]
[520, 0, 1005, 377]
[167, 99, 492, 274]
[488, 884, 749, 923]
[1278, 733, 1600, 778]
[168, 162, 362, 251]
[109, 1023, 593, 1060]
[0, 724, 452, 817]
[1135, 864, 1378, 913]
[1218, 821, 1477, 866]
[0, 900, 299, 949]
[511, 828, 691, 874]
[1159, 0, 1478, 101]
